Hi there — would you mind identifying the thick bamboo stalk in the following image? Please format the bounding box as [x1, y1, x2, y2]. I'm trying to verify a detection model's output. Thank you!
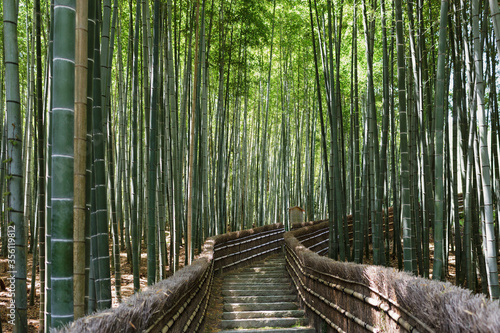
[50, 0, 76, 327]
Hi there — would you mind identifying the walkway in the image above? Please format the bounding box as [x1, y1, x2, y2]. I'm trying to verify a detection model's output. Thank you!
[218, 255, 314, 333]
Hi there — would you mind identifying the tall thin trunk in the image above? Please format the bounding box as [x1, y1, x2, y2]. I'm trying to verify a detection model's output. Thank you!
[395, 0, 414, 272]
[91, 24, 112, 310]
[74, 0, 89, 319]
[131, 0, 141, 290]
[473, 0, 500, 298]
[106, 0, 121, 302]
[258, 0, 276, 227]
[166, 0, 181, 272]
[35, 0, 46, 328]
[433, 0, 449, 281]
[147, 0, 161, 284]
[308, 0, 331, 240]
[380, 0, 391, 266]
[186, 0, 201, 266]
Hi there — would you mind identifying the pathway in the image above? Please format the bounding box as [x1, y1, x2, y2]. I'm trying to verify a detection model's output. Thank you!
[218, 255, 314, 333]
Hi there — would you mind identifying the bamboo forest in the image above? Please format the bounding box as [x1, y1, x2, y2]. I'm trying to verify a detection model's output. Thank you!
[2, 0, 500, 332]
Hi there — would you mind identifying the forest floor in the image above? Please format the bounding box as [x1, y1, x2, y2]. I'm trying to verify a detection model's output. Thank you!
[0, 238, 481, 333]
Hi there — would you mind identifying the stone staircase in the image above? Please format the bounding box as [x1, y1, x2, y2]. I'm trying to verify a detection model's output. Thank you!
[218, 256, 315, 333]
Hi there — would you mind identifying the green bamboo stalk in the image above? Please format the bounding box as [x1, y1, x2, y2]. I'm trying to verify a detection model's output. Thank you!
[432, 0, 448, 281]
[380, 0, 391, 266]
[166, 0, 180, 272]
[45, 1, 55, 327]
[29, 198, 38, 307]
[259, 0, 276, 227]
[99, 0, 111, 127]
[200, 0, 210, 237]
[308, 0, 331, 243]
[473, 0, 499, 298]
[107, 117, 121, 301]
[362, 0, 383, 265]
[395, 0, 414, 273]
[418, 0, 433, 279]
[24, 30, 34, 258]
[472, 136, 489, 295]
[4, 0, 28, 331]
[131, 0, 141, 290]
[450, 17, 463, 285]
[91, 25, 112, 310]
[141, 0, 151, 253]
[352, 0, 363, 264]
[50, 0, 76, 327]
[115, 23, 125, 252]
[116, 19, 132, 263]
[326, 0, 345, 261]
[35, 0, 46, 327]
[215, 1, 226, 233]
[74, 0, 88, 319]
[85, 0, 96, 314]
[0, 83, 5, 259]
[106, 0, 121, 302]
[148, 0, 161, 282]
[488, 0, 500, 59]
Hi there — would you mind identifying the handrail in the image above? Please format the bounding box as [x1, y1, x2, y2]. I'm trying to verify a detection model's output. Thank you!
[214, 228, 283, 250]
[216, 238, 283, 271]
[286, 243, 422, 333]
[296, 227, 329, 242]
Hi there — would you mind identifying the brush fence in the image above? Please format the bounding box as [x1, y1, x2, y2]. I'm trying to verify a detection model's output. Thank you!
[57, 223, 284, 333]
[286, 221, 500, 333]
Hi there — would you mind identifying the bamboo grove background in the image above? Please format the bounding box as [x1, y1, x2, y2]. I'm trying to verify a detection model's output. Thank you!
[2, 0, 500, 331]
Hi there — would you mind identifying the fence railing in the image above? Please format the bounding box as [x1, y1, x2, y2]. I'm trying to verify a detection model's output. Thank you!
[58, 223, 284, 333]
[213, 224, 284, 273]
[292, 209, 395, 251]
[285, 223, 500, 333]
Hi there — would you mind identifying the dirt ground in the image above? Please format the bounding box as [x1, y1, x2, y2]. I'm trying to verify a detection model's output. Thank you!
[0, 241, 187, 333]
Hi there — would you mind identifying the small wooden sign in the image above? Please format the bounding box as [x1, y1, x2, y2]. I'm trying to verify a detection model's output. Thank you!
[289, 206, 305, 224]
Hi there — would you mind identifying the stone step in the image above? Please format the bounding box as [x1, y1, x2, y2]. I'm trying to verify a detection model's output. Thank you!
[257, 257, 284, 262]
[223, 309, 306, 320]
[225, 272, 289, 279]
[218, 328, 315, 333]
[256, 263, 286, 268]
[223, 302, 299, 312]
[222, 289, 294, 297]
[223, 277, 291, 284]
[248, 260, 285, 264]
[228, 270, 286, 276]
[221, 317, 309, 329]
[238, 266, 286, 272]
[222, 283, 291, 290]
[224, 295, 297, 303]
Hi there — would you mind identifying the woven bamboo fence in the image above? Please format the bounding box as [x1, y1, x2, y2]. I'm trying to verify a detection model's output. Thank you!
[56, 223, 284, 333]
[285, 223, 500, 333]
